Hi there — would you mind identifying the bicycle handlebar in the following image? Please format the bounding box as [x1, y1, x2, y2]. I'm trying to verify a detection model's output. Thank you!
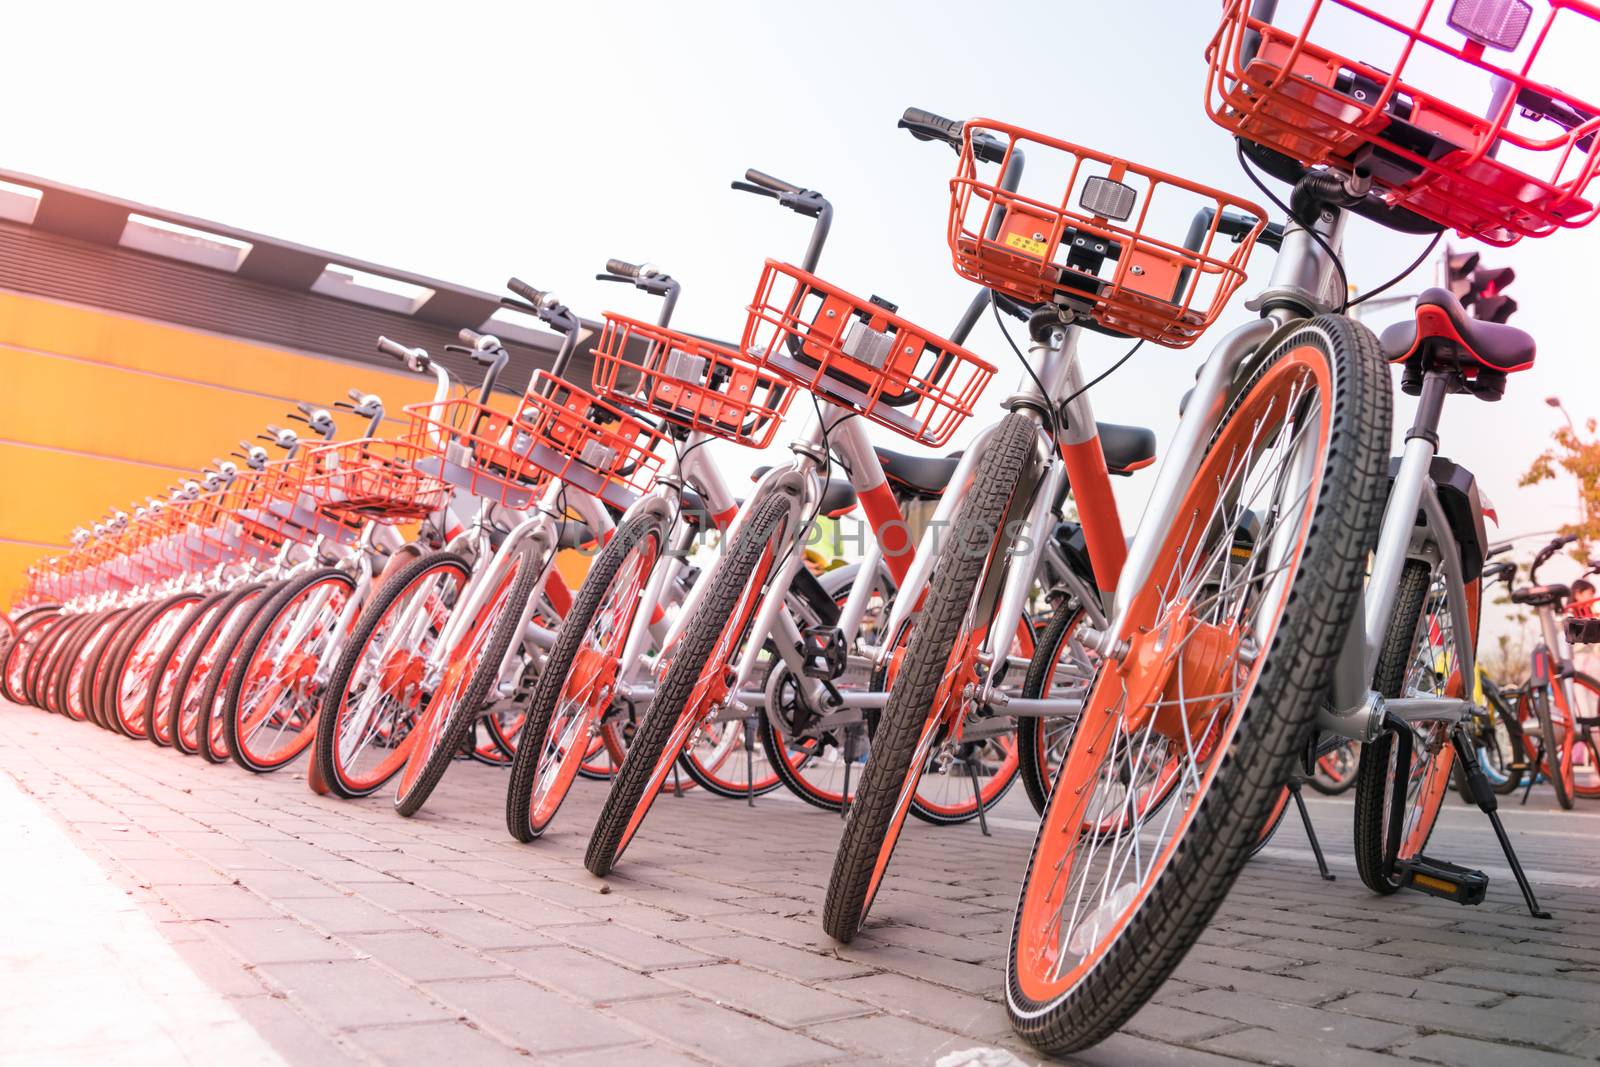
[744, 168, 802, 195]
[606, 258, 645, 279]
[507, 277, 555, 309]
[898, 107, 1007, 164]
[1530, 534, 1579, 585]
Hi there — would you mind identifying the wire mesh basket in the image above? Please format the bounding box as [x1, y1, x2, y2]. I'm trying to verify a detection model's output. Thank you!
[405, 373, 668, 512]
[1206, 0, 1600, 245]
[946, 119, 1267, 348]
[299, 438, 451, 524]
[742, 261, 995, 447]
[591, 314, 793, 449]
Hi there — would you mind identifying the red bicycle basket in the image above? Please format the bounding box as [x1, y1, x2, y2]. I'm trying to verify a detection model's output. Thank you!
[591, 314, 793, 449]
[1207, 0, 1600, 245]
[226, 458, 361, 557]
[405, 373, 667, 512]
[742, 261, 995, 447]
[947, 120, 1267, 349]
[299, 438, 450, 524]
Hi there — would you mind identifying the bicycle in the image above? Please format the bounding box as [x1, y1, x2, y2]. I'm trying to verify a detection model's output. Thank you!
[1503, 534, 1600, 806]
[990, 1, 1597, 1052]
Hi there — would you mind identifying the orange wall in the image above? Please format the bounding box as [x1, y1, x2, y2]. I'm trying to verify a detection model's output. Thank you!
[0, 289, 440, 608]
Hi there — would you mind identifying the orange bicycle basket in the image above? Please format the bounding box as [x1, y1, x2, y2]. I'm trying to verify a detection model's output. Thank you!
[947, 120, 1267, 349]
[405, 373, 668, 512]
[742, 262, 995, 448]
[591, 314, 793, 449]
[1206, 0, 1600, 245]
[299, 438, 450, 524]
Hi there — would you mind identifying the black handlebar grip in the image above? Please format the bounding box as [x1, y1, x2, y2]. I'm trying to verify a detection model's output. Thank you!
[899, 107, 964, 144]
[507, 277, 549, 306]
[606, 258, 643, 279]
[744, 169, 803, 195]
[376, 336, 412, 360]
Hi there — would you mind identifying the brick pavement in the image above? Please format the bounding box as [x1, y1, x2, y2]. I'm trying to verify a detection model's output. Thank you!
[2, 701, 1597, 1066]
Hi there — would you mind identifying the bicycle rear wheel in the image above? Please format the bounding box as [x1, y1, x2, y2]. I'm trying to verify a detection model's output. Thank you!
[1569, 673, 1600, 799]
[1006, 316, 1388, 1055]
[1353, 563, 1479, 889]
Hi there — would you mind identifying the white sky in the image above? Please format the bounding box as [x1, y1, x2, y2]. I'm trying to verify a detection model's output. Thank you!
[5, 0, 1599, 638]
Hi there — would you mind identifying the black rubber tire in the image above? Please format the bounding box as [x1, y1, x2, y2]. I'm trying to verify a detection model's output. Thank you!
[28, 612, 88, 710]
[2, 610, 61, 705]
[1017, 597, 1089, 816]
[586, 488, 794, 876]
[507, 512, 665, 842]
[1533, 687, 1575, 810]
[144, 592, 229, 748]
[1305, 741, 1361, 796]
[96, 600, 165, 735]
[1004, 314, 1391, 1055]
[90, 607, 149, 730]
[225, 568, 356, 773]
[107, 593, 202, 739]
[313, 551, 471, 799]
[54, 612, 113, 721]
[169, 584, 265, 756]
[195, 584, 277, 763]
[825, 411, 1039, 942]
[396, 537, 545, 817]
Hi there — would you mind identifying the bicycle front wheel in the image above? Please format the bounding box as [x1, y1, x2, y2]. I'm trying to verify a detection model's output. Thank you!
[585, 487, 795, 876]
[1007, 315, 1389, 1055]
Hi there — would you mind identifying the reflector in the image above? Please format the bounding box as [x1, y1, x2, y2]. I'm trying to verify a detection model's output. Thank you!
[1079, 176, 1137, 222]
[1447, 0, 1532, 51]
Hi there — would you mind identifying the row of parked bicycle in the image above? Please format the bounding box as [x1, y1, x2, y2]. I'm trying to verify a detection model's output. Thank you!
[5, 2, 1599, 1054]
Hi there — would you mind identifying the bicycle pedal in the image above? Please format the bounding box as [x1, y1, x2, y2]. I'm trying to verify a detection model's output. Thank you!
[800, 625, 848, 680]
[1394, 855, 1488, 906]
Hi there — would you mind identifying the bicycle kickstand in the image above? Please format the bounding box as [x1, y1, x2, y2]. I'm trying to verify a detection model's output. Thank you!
[964, 757, 992, 838]
[744, 713, 758, 808]
[1288, 777, 1334, 881]
[1452, 724, 1552, 920]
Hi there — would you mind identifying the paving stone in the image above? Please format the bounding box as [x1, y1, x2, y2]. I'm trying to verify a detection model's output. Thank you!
[344, 930, 511, 982]
[1279, 962, 1499, 1005]
[424, 977, 637, 1055]
[1169, 989, 1415, 1049]
[1328, 990, 1586, 1050]
[1200, 1026, 1414, 1066]
[492, 945, 680, 1004]
[342, 1020, 529, 1065]
[549, 922, 719, 971]
[228, 993, 363, 1064]
[278, 894, 416, 935]
[408, 907, 553, 951]
[661, 962, 873, 1027]
[1395, 1032, 1598, 1067]
[610, 995, 840, 1067]
[256, 959, 458, 1029]
[824, 972, 1012, 1038]
[205, 917, 352, 965]
[806, 1012, 971, 1063]
[685, 934, 871, 982]
[1124, 1002, 1241, 1043]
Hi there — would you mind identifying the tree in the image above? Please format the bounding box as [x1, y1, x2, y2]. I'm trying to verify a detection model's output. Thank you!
[1519, 416, 1600, 556]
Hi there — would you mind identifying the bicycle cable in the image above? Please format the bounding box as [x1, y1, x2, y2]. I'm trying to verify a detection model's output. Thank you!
[1057, 338, 1144, 411]
[1236, 141, 1349, 314]
[991, 301, 1056, 438]
[1347, 231, 1442, 309]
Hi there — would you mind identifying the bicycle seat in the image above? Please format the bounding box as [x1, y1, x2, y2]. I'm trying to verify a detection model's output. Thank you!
[875, 422, 1156, 500]
[1379, 288, 1535, 401]
[1511, 584, 1569, 608]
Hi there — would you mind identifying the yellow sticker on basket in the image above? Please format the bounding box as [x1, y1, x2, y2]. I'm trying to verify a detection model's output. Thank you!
[1004, 232, 1050, 258]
